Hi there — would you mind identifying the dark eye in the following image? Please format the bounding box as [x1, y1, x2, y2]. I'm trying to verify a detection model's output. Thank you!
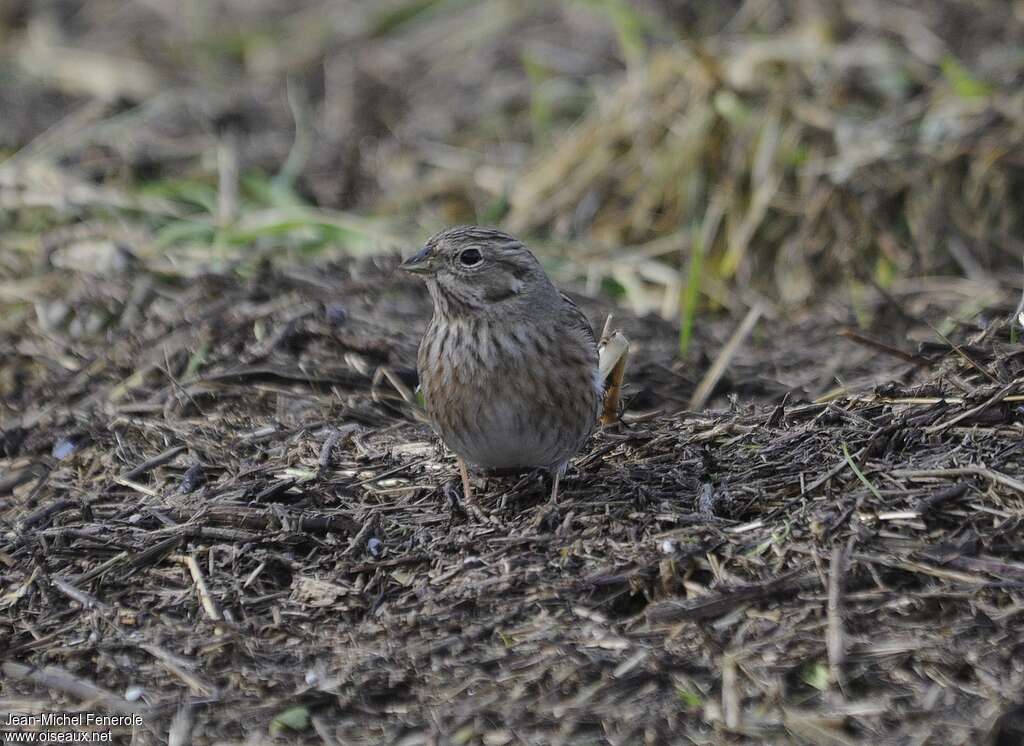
[458, 248, 483, 267]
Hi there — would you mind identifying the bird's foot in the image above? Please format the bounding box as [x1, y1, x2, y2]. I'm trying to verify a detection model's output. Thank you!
[444, 477, 498, 525]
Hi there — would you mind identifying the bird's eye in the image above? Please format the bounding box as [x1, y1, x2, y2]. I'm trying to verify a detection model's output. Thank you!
[458, 248, 483, 267]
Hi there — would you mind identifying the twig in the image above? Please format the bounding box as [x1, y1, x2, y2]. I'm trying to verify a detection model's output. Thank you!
[923, 383, 1016, 434]
[343, 511, 379, 558]
[925, 320, 999, 385]
[838, 329, 930, 366]
[140, 644, 217, 695]
[51, 576, 108, 610]
[354, 459, 431, 487]
[77, 551, 131, 584]
[169, 504, 359, 535]
[917, 482, 972, 513]
[375, 366, 421, 411]
[722, 652, 740, 731]
[1, 662, 147, 714]
[889, 466, 1024, 495]
[17, 499, 75, 531]
[803, 445, 867, 495]
[119, 445, 186, 481]
[689, 305, 763, 411]
[646, 569, 818, 623]
[182, 553, 222, 622]
[826, 543, 850, 690]
[168, 704, 195, 746]
[113, 476, 161, 497]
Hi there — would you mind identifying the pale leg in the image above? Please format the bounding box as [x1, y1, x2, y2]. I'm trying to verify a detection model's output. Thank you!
[458, 456, 473, 503]
[457, 456, 491, 522]
[530, 468, 562, 530]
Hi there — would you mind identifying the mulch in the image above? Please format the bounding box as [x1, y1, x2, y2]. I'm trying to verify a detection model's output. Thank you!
[2, 255, 1023, 745]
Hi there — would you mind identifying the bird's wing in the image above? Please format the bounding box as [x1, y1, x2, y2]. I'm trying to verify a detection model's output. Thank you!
[559, 291, 597, 348]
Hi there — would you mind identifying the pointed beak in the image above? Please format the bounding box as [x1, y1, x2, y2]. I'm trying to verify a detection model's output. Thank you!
[400, 246, 435, 275]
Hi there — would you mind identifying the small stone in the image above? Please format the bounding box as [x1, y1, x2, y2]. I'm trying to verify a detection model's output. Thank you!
[52, 437, 78, 460]
[326, 303, 348, 326]
[180, 463, 205, 493]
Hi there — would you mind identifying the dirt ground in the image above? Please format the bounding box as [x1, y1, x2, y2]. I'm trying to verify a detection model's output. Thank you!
[1, 253, 1023, 745]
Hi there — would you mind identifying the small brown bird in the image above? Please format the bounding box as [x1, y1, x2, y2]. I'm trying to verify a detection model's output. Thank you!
[401, 225, 602, 513]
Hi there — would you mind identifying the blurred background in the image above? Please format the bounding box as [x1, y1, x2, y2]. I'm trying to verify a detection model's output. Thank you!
[1, 0, 1023, 340]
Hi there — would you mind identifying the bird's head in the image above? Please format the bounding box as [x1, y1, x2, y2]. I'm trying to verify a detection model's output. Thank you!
[401, 226, 554, 315]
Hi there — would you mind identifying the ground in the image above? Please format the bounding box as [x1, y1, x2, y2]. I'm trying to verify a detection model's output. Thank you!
[2, 1, 1024, 745]
[2, 253, 1023, 745]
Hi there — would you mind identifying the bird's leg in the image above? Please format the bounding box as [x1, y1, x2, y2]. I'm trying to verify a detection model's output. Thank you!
[549, 469, 561, 505]
[530, 468, 563, 531]
[458, 456, 473, 502]
[458, 456, 492, 522]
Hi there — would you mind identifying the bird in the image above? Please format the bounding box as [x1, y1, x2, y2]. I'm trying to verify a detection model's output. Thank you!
[400, 225, 602, 515]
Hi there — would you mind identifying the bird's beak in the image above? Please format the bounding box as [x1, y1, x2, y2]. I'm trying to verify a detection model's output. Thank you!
[400, 245, 435, 274]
